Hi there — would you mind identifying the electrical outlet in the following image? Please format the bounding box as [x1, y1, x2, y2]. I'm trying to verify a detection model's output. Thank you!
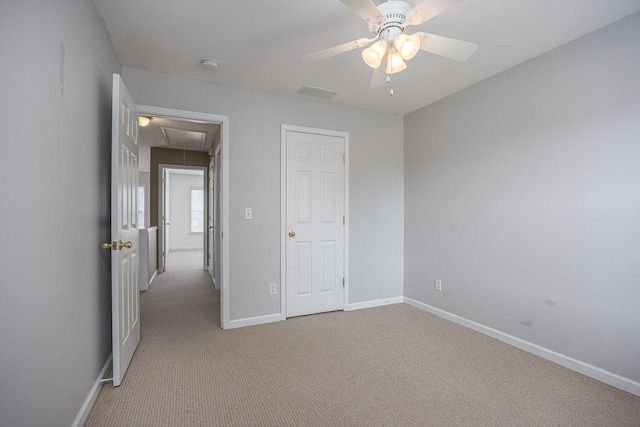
[435, 279, 442, 291]
[269, 283, 277, 295]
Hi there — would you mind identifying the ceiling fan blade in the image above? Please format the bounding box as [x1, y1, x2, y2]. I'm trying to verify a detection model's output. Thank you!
[370, 56, 388, 88]
[408, 0, 464, 25]
[416, 32, 477, 61]
[302, 37, 374, 63]
[340, 0, 384, 22]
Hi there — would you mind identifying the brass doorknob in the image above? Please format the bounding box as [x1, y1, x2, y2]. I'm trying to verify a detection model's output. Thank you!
[102, 242, 115, 250]
[119, 240, 133, 250]
[288, 230, 296, 238]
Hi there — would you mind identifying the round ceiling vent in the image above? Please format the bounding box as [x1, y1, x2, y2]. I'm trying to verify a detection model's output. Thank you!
[200, 58, 219, 71]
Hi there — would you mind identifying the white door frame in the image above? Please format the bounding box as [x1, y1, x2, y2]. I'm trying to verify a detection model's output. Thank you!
[213, 144, 222, 289]
[138, 105, 230, 329]
[280, 124, 350, 320]
[208, 156, 215, 281]
[158, 165, 207, 269]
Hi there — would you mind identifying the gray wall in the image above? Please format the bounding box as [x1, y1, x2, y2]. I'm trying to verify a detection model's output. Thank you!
[0, 1, 120, 426]
[404, 12, 640, 383]
[122, 68, 405, 320]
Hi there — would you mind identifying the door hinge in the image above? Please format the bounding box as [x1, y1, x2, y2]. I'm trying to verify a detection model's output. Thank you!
[343, 215, 345, 225]
[162, 251, 165, 257]
[343, 153, 346, 163]
[162, 178, 166, 184]
[342, 277, 345, 287]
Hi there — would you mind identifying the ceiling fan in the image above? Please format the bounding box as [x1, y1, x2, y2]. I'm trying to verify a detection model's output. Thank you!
[302, 0, 478, 88]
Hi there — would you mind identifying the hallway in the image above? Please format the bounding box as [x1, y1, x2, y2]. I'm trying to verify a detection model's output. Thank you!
[165, 250, 204, 272]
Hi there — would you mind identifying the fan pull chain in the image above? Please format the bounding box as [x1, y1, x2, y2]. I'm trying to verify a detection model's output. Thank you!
[385, 32, 395, 96]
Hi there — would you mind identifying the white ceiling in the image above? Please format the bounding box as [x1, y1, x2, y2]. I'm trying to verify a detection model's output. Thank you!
[139, 116, 219, 152]
[94, 0, 640, 115]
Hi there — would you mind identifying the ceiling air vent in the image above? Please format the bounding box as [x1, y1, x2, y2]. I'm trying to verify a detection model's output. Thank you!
[297, 85, 339, 100]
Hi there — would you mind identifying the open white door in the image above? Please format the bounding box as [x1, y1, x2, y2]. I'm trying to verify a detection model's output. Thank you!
[110, 74, 140, 386]
[284, 128, 346, 317]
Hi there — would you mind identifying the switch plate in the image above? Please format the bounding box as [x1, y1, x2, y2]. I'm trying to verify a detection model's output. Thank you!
[244, 208, 252, 220]
[269, 283, 277, 295]
[435, 279, 442, 291]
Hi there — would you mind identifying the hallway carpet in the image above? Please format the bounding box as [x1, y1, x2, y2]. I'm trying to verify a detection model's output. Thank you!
[86, 271, 640, 426]
[165, 249, 204, 272]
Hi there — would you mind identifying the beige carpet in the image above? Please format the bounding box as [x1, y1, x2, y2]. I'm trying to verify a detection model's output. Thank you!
[86, 271, 640, 426]
[165, 250, 203, 271]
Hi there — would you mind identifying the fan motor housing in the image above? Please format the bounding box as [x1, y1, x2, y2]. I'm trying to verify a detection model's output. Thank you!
[367, 0, 414, 39]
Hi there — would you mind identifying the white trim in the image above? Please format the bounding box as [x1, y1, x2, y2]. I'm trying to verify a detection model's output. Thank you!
[71, 353, 112, 427]
[149, 269, 157, 285]
[403, 297, 640, 397]
[138, 105, 230, 330]
[280, 128, 287, 321]
[345, 296, 403, 312]
[343, 132, 350, 309]
[280, 124, 350, 320]
[226, 313, 282, 329]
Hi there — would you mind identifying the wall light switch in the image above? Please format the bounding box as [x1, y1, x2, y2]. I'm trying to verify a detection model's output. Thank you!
[244, 208, 252, 220]
[435, 279, 442, 291]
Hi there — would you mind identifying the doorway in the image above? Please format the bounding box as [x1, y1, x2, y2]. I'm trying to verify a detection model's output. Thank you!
[138, 105, 230, 329]
[159, 166, 206, 271]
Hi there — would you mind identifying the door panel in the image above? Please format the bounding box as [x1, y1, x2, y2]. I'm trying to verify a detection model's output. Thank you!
[111, 74, 140, 386]
[285, 130, 345, 317]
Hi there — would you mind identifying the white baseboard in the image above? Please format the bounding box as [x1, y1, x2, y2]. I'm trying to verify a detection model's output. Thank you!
[149, 270, 158, 285]
[226, 313, 282, 329]
[72, 353, 112, 427]
[345, 296, 404, 311]
[404, 297, 640, 397]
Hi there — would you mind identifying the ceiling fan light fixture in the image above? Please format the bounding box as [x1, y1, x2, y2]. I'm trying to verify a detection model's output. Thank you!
[386, 51, 407, 74]
[362, 40, 388, 69]
[394, 33, 421, 60]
